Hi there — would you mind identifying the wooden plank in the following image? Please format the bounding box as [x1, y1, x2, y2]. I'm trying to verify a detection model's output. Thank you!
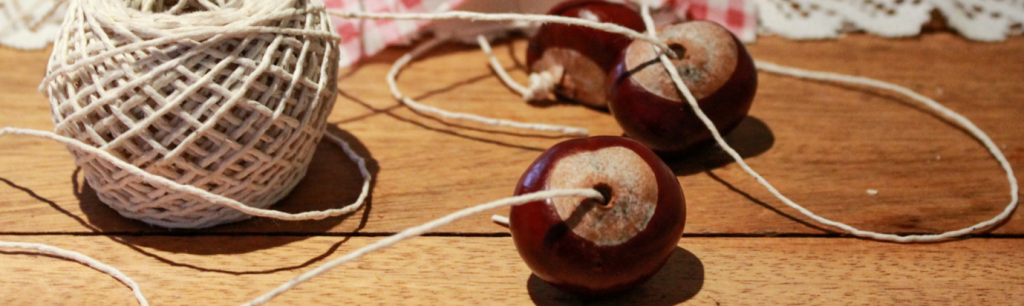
[1, 33, 1023, 235]
[1, 235, 1022, 305]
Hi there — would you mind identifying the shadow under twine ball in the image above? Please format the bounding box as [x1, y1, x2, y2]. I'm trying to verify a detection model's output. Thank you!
[41, 0, 341, 228]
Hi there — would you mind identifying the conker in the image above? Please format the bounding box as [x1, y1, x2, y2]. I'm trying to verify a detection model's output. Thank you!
[526, 0, 645, 108]
[608, 21, 758, 155]
[510, 136, 686, 295]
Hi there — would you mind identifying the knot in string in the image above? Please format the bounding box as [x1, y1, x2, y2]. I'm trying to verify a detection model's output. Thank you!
[524, 71, 557, 101]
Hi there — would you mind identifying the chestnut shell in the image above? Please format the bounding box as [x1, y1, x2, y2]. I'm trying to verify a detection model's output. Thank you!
[510, 136, 686, 295]
[526, 0, 645, 108]
[608, 21, 758, 155]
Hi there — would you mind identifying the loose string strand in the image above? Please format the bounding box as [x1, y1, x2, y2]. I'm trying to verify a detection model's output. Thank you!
[636, 4, 1018, 243]
[241, 188, 604, 306]
[491, 214, 510, 225]
[476, 35, 530, 98]
[387, 36, 589, 136]
[753, 60, 1020, 240]
[0, 241, 148, 306]
[476, 35, 557, 102]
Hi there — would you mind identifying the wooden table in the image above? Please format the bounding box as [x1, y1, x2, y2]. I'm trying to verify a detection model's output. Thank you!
[1, 32, 1022, 305]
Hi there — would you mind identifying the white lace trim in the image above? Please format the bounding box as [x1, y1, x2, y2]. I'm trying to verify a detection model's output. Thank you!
[757, 0, 1024, 41]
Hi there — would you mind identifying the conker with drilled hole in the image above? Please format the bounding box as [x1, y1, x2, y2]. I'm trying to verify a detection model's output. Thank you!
[510, 136, 686, 295]
[609, 21, 758, 155]
[526, 0, 645, 108]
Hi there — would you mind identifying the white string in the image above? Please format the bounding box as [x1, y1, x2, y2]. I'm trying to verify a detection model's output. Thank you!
[636, 4, 1019, 243]
[241, 188, 603, 306]
[0, 127, 371, 221]
[387, 36, 589, 136]
[476, 35, 529, 98]
[491, 214, 510, 225]
[475, 35, 556, 102]
[327, 10, 674, 54]
[0, 241, 148, 306]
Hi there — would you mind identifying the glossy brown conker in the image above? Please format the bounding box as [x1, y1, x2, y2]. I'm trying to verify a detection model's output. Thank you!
[526, 0, 645, 108]
[510, 136, 686, 295]
[608, 21, 758, 155]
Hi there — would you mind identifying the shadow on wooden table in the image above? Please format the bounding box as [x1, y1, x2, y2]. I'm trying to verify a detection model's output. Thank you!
[74, 126, 378, 257]
[337, 87, 558, 152]
[667, 116, 775, 176]
[527, 246, 704, 306]
[332, 70, 497, 126]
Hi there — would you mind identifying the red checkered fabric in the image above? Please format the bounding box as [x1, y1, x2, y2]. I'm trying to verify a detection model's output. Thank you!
[324, 0, 757, 67]
[325, 0, 468, 67]
[668, 0, 757, 42]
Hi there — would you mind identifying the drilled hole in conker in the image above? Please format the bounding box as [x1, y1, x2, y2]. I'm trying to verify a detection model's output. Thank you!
[668, 43, 687, 59]
[592, 183, 613, 207]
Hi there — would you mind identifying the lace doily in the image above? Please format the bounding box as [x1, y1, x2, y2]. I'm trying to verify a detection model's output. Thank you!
[757, 0, 1024, 41]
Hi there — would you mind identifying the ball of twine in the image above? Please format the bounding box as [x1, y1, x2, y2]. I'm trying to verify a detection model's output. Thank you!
[40, 0, 341, 228]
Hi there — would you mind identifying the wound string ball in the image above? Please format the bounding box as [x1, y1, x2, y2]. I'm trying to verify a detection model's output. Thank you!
[41, 0, 343, 228]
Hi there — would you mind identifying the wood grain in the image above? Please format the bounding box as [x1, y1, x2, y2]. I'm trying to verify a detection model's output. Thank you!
[1, 32, 1022, 236]
[1, 235, 1022, 305]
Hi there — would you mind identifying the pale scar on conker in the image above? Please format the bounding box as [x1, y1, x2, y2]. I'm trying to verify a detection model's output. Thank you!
[608, 21, 757, 154]
[510, 136, 686, 296]
[546, 146, 658, 246]
[625, 22, 739, 102]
